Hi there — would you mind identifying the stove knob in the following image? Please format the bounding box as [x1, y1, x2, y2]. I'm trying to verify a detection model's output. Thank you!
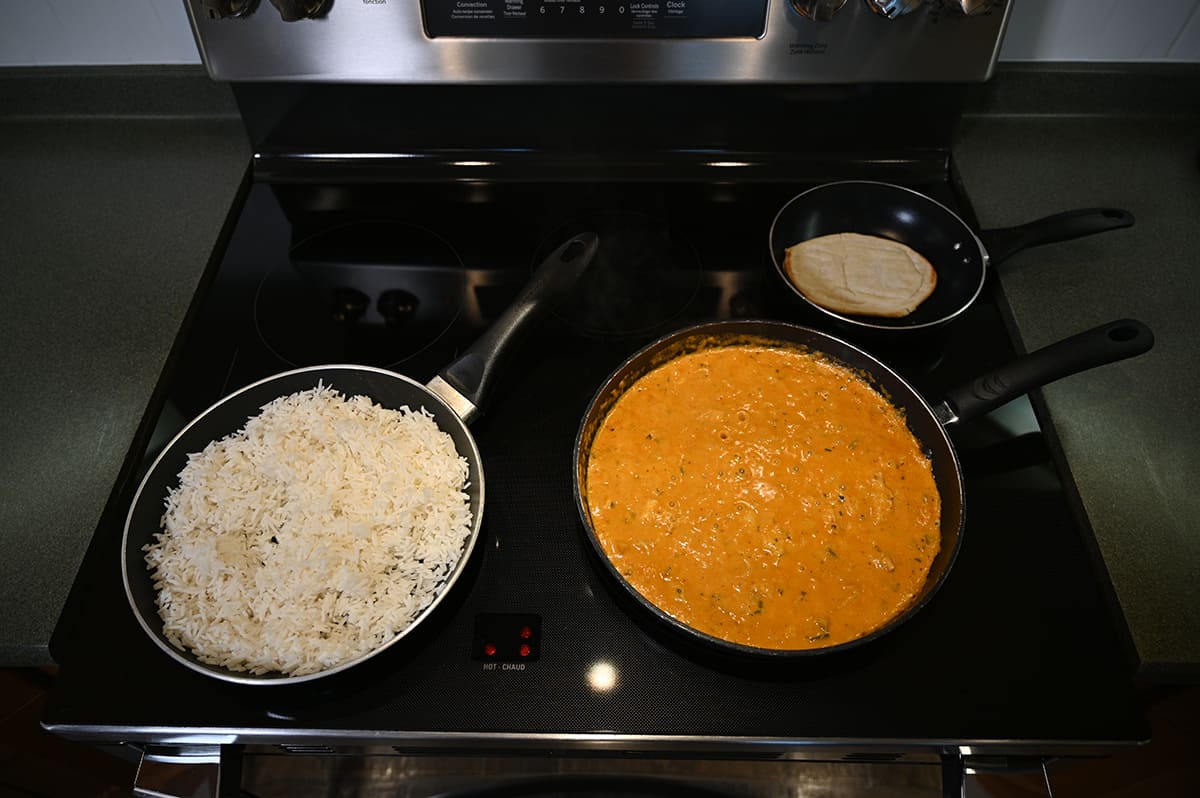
[268, 0, 330, 21]
[865, 0, 924, 18]
[200, 0, 258, 18]
[943, 0, 993, 14]
[789, 0, 849, 21]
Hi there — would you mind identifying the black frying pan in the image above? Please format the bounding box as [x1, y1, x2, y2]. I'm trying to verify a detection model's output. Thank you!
[573, 317, 1153, 659]
[769, 181, 1135, 333]
[123, 232, 599, 685]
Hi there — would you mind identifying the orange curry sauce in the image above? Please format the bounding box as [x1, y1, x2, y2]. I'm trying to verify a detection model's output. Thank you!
[584, 343, 941, 650]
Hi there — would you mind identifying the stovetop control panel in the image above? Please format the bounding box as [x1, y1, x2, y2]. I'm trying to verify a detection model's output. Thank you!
[186, 0, 1012, 83]
[423, 0, 768, 39]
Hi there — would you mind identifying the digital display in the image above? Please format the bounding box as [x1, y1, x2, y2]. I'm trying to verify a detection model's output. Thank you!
[423, 0, 769, 39]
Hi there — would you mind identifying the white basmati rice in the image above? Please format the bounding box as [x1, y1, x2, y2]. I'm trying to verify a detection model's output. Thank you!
[143, 384, 473, 677]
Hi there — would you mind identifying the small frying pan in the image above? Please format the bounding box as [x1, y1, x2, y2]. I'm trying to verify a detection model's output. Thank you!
[123, 232, 599, 685]
[573, 317, 1153, 659]
[769, 181, 1135, 333]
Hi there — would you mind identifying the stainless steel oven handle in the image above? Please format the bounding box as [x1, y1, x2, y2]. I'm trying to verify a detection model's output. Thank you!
[133, 745, 241, 798]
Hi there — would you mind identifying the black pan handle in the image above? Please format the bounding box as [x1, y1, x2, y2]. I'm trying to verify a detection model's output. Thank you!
[436, 232, 600, 420]
[935, 319, 1154, 426]
[977, 208, 1134, 267]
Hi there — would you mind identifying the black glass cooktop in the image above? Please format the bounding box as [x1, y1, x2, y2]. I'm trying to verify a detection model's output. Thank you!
[45, 168, 1146, 756]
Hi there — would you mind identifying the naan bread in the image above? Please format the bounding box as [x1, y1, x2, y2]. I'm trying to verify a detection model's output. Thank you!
[783, 233, 937, 318]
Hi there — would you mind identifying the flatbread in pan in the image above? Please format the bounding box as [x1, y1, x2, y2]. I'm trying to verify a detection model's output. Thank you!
[783, 232, 937, 318]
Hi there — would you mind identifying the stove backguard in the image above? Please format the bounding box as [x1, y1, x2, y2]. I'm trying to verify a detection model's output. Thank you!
[185, 0, 1012, 84]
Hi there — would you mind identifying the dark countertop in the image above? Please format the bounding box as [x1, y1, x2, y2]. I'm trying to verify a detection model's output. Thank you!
[954, 64, 1200, 682]
[2, 63, 1197, 682]
[0, 67, 249, 666]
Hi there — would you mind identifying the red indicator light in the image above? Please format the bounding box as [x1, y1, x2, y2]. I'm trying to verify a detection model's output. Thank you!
[519, 643, 532, 658]
[483, 643, 497, 657]
[520, 626, 533, 640]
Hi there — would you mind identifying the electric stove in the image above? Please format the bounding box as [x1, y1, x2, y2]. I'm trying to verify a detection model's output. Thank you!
[43, 1, 1148, 793]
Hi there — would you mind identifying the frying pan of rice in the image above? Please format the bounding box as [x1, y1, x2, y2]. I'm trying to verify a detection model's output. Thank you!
[122, 233, 598, 685]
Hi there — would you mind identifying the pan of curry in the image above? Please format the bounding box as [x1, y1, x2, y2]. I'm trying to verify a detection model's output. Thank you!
[573, 318, 1153, 657]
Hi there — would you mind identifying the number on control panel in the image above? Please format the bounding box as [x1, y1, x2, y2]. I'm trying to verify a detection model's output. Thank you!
[537, 3, 622, 18]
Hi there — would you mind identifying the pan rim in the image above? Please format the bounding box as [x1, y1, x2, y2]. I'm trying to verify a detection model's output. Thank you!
[768, 179, 988, 333]
[122, 363, 485, 686]
[573, 319, 966, 659]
